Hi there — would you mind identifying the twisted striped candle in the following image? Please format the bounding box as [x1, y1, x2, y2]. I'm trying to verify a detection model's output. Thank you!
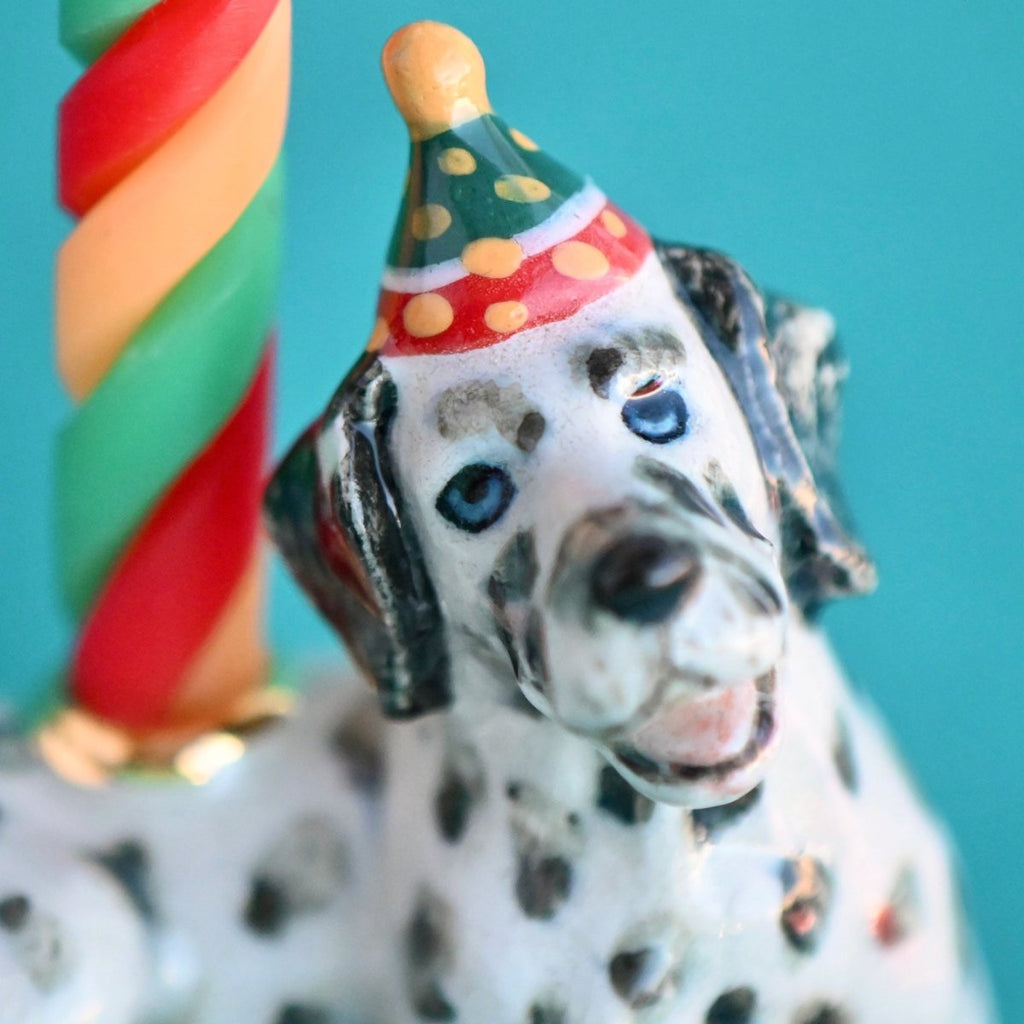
[52, 0, 291, 748]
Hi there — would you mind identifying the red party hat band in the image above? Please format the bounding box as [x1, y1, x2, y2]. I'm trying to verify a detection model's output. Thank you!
[376, 200, 652, 357]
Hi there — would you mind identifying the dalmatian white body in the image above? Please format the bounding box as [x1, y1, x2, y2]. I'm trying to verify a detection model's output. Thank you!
[0, 251, 996, 1023]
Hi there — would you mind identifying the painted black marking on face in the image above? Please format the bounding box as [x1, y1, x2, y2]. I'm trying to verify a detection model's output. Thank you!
[488, 531, 539, 610]
[244, 876, 287, 936]
[527, 1001, 567, 1024]
[609, 944, 676, 1008]
[623, 386, 689, 443]
[330, 702, 385, 795]
[93, 840, 157, 922]
[597, 764, 656, 825]
[793, 1002, 852, 1024]
[406, 890, 456, 1021]
[274, 1005, 331, 1024]
[524, 607, 549, 683]
[0, 894, 30, 932]
[516, 853, 573, 920]
[720, 490, 766, 541]
[691, 783, 763, 843]
[705, 986, 757, 1024]
[669, 248, 741, 351]
[436, 379, 539, 452]
[637, 458, 726, 526]
[437, 463, 516, 533]
[833, 714, 858, 794]
[517, 411, 547, 452]
[587, 347, 625, 397]
[779, 856, 832, 953]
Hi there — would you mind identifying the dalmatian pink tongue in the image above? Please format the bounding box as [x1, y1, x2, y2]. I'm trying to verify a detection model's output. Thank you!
[628, 679, 760, 766]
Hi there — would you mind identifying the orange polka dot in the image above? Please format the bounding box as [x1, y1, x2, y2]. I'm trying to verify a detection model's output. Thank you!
[367, 316, 390, 352]
[510, 128, 539, 151]
[600, 209, 627, 238]
[552, 240, 610, 280]
[494, 175, 551, 203]
[410, 203, 452, 240]
[484, 301, 530, 333]
[438, 147, 477, 175]
[403, 293, 454, 337]
[461, 238, 524, 278]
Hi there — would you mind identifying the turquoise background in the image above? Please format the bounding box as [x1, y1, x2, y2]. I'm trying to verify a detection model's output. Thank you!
[2, 1, 1021, 1015]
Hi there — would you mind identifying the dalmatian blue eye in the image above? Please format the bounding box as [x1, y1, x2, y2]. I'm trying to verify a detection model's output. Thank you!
[622, 380, 689, 443]
[436, 464, 517, 533]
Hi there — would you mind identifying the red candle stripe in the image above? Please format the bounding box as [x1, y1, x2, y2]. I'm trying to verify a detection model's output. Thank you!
[59, 0, 278, 215]
[70, 347, 273, 730]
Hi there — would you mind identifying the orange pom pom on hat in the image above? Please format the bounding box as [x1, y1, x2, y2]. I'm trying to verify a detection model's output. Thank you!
[373, 22, 653, 357]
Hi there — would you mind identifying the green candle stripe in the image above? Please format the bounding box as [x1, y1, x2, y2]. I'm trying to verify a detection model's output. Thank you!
[57, 159, 284, 620]
[60, 0, 161, 64]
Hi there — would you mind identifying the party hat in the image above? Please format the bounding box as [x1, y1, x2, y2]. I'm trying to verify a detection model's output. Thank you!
[372, 22, 653, 357]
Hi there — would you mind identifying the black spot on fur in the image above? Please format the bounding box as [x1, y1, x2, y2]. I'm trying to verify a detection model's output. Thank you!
[779, 857, 832, 953]
[793, 1002, 852, 1024]
[244, 876, 287, 936]
[274, 1006, 331, 1024]
[517, 411, 547, 452]
[668, 248, 741, 351]
[435, 771, 474, 843]
[706, 987, 757, 1024]
[587, 347, 625, 397]
[0, 894, 30, 932]
[412, 981, 456, 1021]
[516, 853, 573, 920]
[434, 744, 484, 844]
[597, 765, 655, 825]
[609, 946, 673, 1008]
[406, 900, 444, 968]
[691, 784, 763, 843]
[330, 708, 384, 795]
[833, 715, 858, 793]
[406, 891, 456, 1021]
[528, 1001, 566, 1024]
[94, 840, 156, 921]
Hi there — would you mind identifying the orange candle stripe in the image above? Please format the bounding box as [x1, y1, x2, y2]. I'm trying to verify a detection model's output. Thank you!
[166, 543, 268, 729]
[56, 0, 291, 400]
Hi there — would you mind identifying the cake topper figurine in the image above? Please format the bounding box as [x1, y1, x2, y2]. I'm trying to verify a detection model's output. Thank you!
[0, 18, 996, 1024]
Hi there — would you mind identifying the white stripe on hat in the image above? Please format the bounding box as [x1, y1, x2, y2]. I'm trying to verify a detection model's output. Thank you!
[380, 180, 607, 294]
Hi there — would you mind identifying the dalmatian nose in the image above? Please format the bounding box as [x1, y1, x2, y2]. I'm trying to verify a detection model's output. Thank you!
[591, 535, 703, 625]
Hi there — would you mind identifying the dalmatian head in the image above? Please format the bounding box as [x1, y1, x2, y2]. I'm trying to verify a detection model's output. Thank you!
[265, 23, 874, 809]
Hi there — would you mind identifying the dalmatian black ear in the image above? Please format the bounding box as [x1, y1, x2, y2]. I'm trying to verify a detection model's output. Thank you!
[657, 243, 876, 613]
[264, 356, 450, 717]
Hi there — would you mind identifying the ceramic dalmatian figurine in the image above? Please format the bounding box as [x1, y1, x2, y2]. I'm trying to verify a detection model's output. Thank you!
[266, 22, 997, 1023]
[0, 20, 996, 1024]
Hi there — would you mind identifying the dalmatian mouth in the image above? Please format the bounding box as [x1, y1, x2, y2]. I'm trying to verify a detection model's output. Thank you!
[610, 670, 777, 783]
